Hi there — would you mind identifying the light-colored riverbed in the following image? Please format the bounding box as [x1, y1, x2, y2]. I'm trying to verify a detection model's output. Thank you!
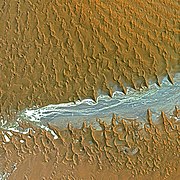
[18, 73, 180, 128]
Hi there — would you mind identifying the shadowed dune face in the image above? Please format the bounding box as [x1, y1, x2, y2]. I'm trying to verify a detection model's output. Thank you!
[0, 0, 180, 179]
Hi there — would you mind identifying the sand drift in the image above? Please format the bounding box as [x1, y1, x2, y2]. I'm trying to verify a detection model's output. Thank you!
[19, 73, 180, 129]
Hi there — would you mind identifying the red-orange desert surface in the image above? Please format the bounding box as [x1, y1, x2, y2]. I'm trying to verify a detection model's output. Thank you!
[0, 0, 179, 179]
[1, 111, 180, 179]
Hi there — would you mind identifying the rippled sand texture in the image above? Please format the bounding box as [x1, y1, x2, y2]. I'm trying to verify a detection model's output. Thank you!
[0, 0, 179, 115]
[0, 111, 180, 179]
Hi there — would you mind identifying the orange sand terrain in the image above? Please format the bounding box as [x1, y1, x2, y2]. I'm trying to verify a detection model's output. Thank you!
[0, 0, 179, 114]
[0, 0, 180, 179]
[0, 110, 180, 179]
